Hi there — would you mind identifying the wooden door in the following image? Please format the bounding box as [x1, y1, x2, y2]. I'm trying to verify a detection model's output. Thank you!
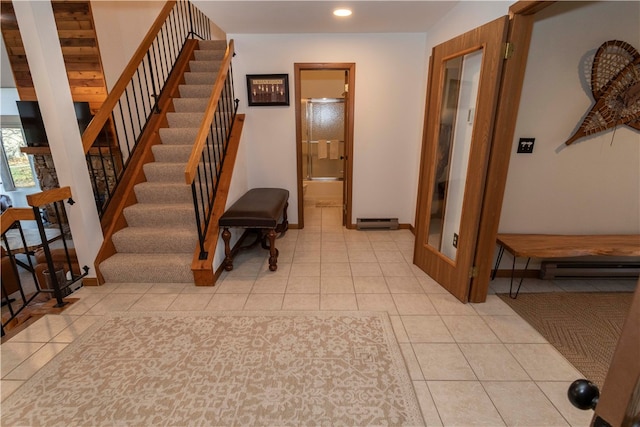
[413, 16, 509, 302]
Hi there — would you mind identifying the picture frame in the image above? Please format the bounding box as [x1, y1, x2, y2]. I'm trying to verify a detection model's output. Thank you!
[246, 74, 289, 106]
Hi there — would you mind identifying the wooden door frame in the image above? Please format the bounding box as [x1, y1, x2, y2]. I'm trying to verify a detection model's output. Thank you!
[467, 1, 554, 302]
[294, 63, 355, 229]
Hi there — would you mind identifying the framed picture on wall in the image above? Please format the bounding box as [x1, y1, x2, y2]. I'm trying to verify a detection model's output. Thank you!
[246, 74, 289, 106]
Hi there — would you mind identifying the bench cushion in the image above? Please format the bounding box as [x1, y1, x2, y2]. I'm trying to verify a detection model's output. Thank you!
[219, 188, 289, 228]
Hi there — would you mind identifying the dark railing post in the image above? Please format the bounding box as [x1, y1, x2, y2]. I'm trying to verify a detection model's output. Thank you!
[146, 51, 161, 114]
[32, 206, 66, 308]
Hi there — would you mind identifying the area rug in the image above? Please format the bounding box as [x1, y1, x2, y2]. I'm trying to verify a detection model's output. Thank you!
[2, 311, 424, 426]
[498, 292, 633, 387]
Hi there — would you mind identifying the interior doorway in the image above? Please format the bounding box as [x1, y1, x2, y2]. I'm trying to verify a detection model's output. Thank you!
[294, 63, 355, 228]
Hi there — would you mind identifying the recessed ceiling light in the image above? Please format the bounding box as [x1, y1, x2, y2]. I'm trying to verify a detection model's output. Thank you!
[333, 8, 352, 17]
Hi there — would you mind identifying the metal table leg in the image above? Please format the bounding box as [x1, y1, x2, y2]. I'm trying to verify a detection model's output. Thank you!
[509, 256, 530, 299]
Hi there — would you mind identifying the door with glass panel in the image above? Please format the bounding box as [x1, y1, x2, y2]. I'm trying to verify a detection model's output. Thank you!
[413, 16, 508, 302]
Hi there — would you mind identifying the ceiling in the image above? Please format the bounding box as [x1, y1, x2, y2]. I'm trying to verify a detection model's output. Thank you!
[192, 1, 459, 34]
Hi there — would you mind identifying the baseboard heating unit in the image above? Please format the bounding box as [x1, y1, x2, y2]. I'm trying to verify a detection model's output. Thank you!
[356, 218, 399, 230]
[540, 261, 640, 279]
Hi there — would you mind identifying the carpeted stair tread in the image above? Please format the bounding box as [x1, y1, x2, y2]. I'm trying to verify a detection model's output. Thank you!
[167, 112, 205, 128]
[158, 128, 199, 145]
[123, 203, 196, 228]
[134, 182, 192, 203]
[143, 162, 188, 182]
[172, 98, 210, 113]
[112, 227, 198, 253]
[152, 144, 194, 163]
[188, 61, 222, 73]
[194, 49, 225, 61]
[198, 39, 227, 50]
[99, 253, 194, 283]
[179, 83, 216, 98]
[184, 72, 218, 85]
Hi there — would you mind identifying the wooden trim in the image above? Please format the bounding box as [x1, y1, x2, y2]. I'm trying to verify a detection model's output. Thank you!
[26, 187, 72, 207]
[93, 39, 198, 284]
[469, 10, 539, 303]
[184, 40, 235, 184]
[293, 63, 356, 229]
[191, 114, 245, 286]
[81, 0, 176, 152]
[0, 208, 35, 234]
[81, 277, 100, 287]
[509, 1, 554, 16]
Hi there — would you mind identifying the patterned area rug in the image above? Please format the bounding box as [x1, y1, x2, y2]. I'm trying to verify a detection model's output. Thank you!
[2, 311, 424, 426]
[498, 292, 633, 387]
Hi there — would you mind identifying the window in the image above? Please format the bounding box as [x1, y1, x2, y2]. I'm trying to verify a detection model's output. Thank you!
[1, 126, 37, 190]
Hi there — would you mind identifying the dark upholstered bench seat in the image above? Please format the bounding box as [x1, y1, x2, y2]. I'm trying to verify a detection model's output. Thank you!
[219, 188, 289, 271]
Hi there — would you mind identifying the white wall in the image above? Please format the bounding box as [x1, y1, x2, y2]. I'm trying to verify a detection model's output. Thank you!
[228, 33, 427, 225]
[501, 1, 640, 235]
[91, 1, 165, 90]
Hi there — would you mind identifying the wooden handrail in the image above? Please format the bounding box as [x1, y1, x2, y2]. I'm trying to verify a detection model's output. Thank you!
[81, 0, 177, 153]
[0, 208, 35, 235]
[26, 186, 73, 208]
[184, 40, 235, 184]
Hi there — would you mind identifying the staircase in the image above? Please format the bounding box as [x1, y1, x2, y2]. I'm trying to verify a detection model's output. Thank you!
[98, 40, 227, 284]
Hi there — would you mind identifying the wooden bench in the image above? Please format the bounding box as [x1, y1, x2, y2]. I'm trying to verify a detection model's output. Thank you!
[493, 234, 640, 298]
[219, 188, 289, 272]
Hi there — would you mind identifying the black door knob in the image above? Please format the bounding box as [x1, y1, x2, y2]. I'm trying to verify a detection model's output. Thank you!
[568, 379, 600, 410]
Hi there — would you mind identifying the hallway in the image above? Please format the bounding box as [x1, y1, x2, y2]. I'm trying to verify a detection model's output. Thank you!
[3, 205, 631, 425]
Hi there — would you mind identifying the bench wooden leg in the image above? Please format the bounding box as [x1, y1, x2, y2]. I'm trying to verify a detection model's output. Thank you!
[222, 227, 233, 271]
[267, 229, 278, 271]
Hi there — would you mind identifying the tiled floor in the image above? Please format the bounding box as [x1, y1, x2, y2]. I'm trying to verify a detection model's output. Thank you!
[2, 205, 635, 426]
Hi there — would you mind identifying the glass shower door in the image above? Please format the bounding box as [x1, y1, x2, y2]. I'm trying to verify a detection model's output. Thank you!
[302, 98, 344, 180]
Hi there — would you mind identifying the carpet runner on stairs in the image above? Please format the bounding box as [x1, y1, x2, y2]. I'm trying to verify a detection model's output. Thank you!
[99, 40, 227, 284]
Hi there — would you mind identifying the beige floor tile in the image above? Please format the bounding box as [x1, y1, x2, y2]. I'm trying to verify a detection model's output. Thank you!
[385, 276, 424, 294]
[417, 275, 448, 293]
[167, 293, 214, 311]
[373, 250, 406, 263]
[110, 283, 153, 293]
[321, 250, 349, 263]
[366, 231, 395, 242]
[370, 241, 399, 252]
[428, 381, 505, 426]
[402, 315, 454, 343]
[458, 343, 530, 381]
[3, 342, 68, 381]
[346, 241, 373, 251]
[347, 249, 377, 262]
[537, 381, 594, 427]
[399, 343, 423, 380]
[286, 276, 320, 293]
[251, 276, 288, 293]
[320, 293, 358, 310]
[483, 315, 548, 343]
[282, 294, 320, 310]
[356, 293, 398, 314]
[51, 315, 101, 343]
[205, 293, 248, 311]
[413, 343, 477, 380]
[142, 283, 187, 294]
[8, 314, 76, 343]
[320, 276, 354, 293]
[343, 230, 370, 242]
[389, 315, 410, 343]
[380, 262, 415, 277]
[216, 277, 256, 293]
[129, 293, 178, 311]
[483, 381, 568, 426]
[289, 262, 321, 277]
[321, 234, 346, 244]
[1, 379, 23, 401]
[243, 293, 284, 310]
[350, 262, 383, 277]
[85, 292, 141, 315]
[428, 293, 478, 315]
[179, 285, 219, 295]
[393, 294, 437, 315]
[1, 342, 45, 377]
[320, 262, 352, 277]
[60, 293, 105, 316]
[258, 262, 291, 278]
[441, 315, 500, 343]
[412, 381, 442, 426]
[353, 276, 389, 293]
[506, 344, 583, 381]
[224, 261, 263, 277]
[470, 295, 517, 316]
[293, 250, 322, 263]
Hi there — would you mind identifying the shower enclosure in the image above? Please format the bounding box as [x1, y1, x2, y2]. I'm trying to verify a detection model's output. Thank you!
[301, 98, 344, 181]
